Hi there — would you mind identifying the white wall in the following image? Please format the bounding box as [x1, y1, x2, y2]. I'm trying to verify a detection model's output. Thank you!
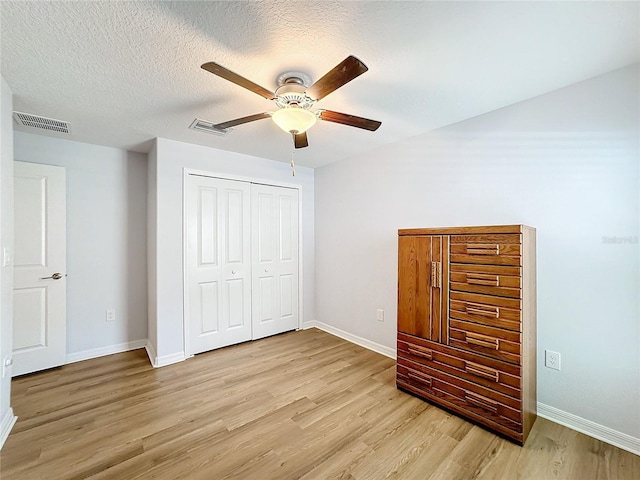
[0, 76, 16, 448]
[14, 133, 148, 357]
[149, 138, 314, 360]
[315, 65, 639, 439]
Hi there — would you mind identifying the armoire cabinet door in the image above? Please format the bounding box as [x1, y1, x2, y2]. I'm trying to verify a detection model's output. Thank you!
[397, 235, 449, 342]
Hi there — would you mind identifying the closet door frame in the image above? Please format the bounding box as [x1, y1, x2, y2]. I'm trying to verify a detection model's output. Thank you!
[182, 168, 304, 358]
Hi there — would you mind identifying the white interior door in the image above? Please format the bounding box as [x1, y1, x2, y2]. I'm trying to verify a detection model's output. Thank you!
[251, 184, 299, 340]
[13, 161, 66, 376]
[186, 175, 252, 355]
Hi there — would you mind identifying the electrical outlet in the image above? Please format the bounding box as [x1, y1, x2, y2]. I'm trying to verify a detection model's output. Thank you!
[376, 309, 384, 322]
[106, 309, 116, 322]
[545, 350, 561, 370]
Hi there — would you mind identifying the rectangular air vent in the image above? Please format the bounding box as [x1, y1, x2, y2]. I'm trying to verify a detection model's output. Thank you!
[189, 118, 229, 136]
[13, 111, 71, 134]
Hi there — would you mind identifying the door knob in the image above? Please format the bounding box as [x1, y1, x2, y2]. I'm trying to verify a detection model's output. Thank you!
[41, 272, 65, 280]
[231, 270, 237, 275]
[265, 268, 269, 273]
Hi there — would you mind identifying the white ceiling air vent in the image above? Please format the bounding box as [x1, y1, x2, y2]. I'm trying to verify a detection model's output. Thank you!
[13, 111, 71, 134]
[189, 118, 229, 136]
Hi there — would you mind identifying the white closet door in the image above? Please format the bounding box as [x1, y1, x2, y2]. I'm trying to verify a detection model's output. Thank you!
[251, 184, 299, 340]
[186, 175, 252, 355]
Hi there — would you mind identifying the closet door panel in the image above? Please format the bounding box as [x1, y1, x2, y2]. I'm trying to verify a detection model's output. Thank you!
[251, 184, 299, 340]
[186, 176, 252, 355]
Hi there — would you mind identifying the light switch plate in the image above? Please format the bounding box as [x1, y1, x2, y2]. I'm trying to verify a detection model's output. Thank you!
[3, 247, 13, 267]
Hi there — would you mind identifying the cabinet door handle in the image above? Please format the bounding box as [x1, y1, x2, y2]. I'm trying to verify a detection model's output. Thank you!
[407, 345, 433, 360]
[431, 262, 442, 288]
[465, 302, 499, 318]
[465, 361, 499, 382]
[466, 273, 499, 286]
[465, 391, 499, 414]
[407, 369, 432, 388]
[465, 332, 499, 350]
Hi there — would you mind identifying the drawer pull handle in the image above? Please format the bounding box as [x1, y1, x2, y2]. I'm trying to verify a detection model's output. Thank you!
[407, 370, 432, 388]
[465, 302, 499, 318]
[465, 361, 499, 382]
[466, 244, 499, 256]
[465, 332, 499, 350]
[466, 273, 499, 286]
[407, 345, 433, 360]
[465, 391, 499, 414]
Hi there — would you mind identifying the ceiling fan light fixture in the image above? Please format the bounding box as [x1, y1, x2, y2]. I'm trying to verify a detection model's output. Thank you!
[272, 107, 317, 134]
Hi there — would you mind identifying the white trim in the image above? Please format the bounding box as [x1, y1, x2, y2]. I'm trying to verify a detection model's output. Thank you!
[0, 408, 17, 451]
[184, 168, 302, 190]
[65, 340, 147, 364]
[182, 168, 305, 356]
[145, 340, 185, 368]
[182, 170, 190, 357]
[538, 402, 640, 456]
[145, 340, 158, 367]
[311, 320, 397, 359]
[301, 320, 317, 330]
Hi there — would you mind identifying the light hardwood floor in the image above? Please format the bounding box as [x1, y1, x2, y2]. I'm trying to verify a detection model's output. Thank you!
[1, 328, 638, 479]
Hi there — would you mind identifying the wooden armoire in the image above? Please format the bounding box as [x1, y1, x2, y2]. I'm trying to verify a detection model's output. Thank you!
[396, 225, 536, 444]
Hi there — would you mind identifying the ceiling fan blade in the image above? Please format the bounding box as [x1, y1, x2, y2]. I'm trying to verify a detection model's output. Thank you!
[319, 110, 382, 131]
[202, 62, 276, 100]
[307, 56, 368, 101]
[294, 131, 309, 149]
[214, 113, 271, 130]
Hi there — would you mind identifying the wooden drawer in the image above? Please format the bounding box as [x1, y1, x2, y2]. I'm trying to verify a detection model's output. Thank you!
[450, 263, 521, 299]
[450, 319, 521, 365]
[397, 333, 521, 399]
[450, 234, 521, 266]
[450, 291, 521, 332]
[397, 360, 522, 435]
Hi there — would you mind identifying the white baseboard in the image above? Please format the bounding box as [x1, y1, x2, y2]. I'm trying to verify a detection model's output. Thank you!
[301, 320, 316, 330]
[65, 340, 147, 364]
[538, 402, 640, 456]
[0, 408, 17, 451]
[310, 320, 396, 359]
[145, 341, 185, 368]
[144, 341, 158, 367]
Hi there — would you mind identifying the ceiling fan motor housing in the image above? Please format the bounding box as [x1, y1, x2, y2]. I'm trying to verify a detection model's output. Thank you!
[275, 81, 315, 110]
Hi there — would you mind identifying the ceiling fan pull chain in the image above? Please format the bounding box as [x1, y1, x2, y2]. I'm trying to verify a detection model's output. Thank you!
[290, 138, 296, 176]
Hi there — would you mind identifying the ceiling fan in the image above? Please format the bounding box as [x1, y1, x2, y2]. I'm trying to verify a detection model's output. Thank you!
[200, 56, 382, 149]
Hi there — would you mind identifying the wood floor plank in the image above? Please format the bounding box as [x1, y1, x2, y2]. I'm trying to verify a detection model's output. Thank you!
[1, 328, 638, 479]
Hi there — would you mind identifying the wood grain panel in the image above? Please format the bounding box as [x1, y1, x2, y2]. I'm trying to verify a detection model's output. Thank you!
[397, 333, 521, 398]
[399, 225, 524, 236]
[521, 225, 538, 442]
[450, 265, 521, 298]
[450, 320, 521, 365]
[396, 364, 523, 439]
[397, 357, 522, 414]
[398, 235, 445, 341]
[450, 234, 521, 244]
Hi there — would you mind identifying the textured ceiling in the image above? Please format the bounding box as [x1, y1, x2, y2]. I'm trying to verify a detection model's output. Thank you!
[1, 1, 638, 168]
